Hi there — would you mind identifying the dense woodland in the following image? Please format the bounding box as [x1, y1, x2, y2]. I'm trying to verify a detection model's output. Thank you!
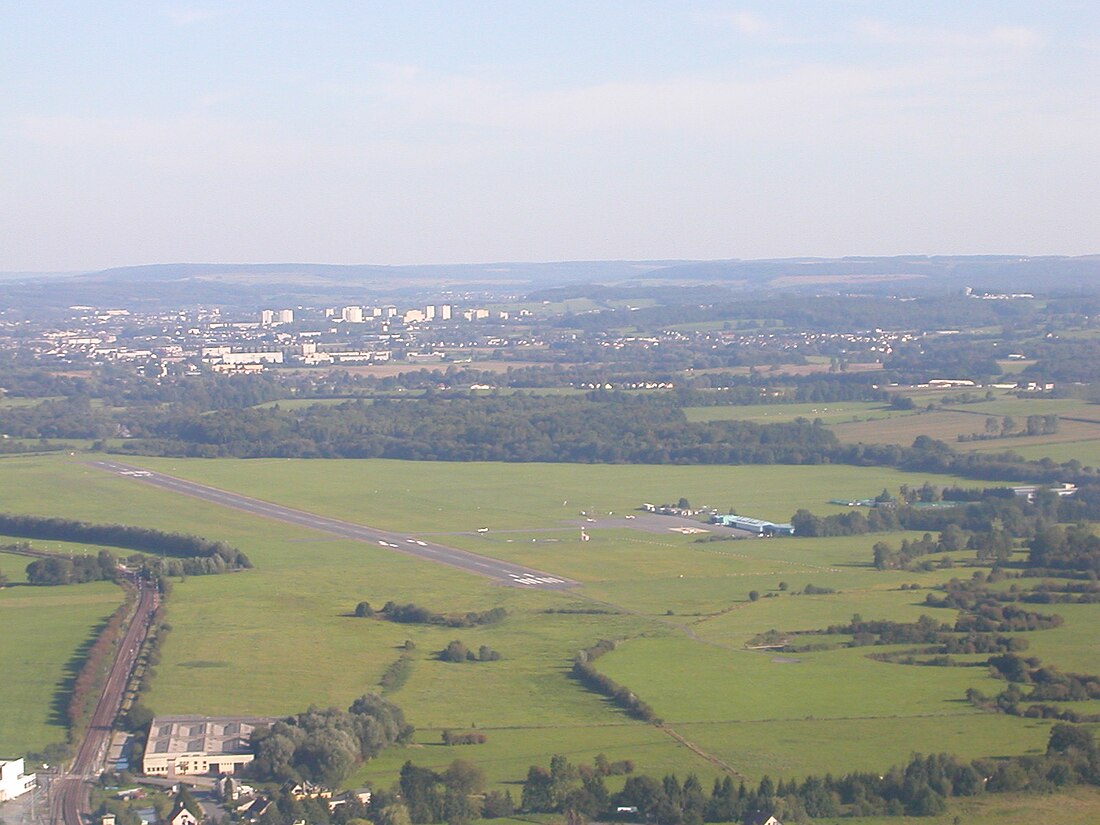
[248, 695, 413, 787]
[60, 394, 1096, 488]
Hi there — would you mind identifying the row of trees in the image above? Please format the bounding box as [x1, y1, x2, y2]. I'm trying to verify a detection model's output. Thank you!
[68, 583, 137, 735]
[25, 548, 118, 585]
[571, 640, 660, 723]
[354, 601, 507, 627]
[0, 512, 252, 570]
[790, 485, 1100, 576]
[510, 728, 1098, 823]
[119, 394, 844, 464]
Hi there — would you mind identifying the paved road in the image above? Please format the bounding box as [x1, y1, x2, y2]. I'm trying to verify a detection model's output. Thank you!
[51, 580, 158, 825]
[88, 460, 575, 590]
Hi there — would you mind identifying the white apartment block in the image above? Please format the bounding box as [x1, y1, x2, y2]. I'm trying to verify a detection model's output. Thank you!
[0, 758, 36, 801]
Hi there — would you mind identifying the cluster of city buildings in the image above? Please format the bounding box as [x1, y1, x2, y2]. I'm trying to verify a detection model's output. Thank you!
[0, 300, 543, 375]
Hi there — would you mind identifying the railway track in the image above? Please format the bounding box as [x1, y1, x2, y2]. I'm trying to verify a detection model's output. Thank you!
[49, 579, 158, 825]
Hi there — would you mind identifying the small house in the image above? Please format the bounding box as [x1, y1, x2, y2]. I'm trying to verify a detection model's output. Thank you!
[167, 802, 199, 825]
[744, 812, 782, 825]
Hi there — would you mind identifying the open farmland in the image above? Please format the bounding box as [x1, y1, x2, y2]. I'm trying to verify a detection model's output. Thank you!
[830, 408, 1100, 451]
[0, 570, 123, 755]
[683, 401, 906, 425]
[0, 454, 1095, 805]
[980, 439, 1100, 467]
[941, 397, 1100, 420]
[815, 786, 1100, 825]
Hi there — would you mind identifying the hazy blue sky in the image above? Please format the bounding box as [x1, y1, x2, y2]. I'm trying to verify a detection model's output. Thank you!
[1, 2, 1097, 270]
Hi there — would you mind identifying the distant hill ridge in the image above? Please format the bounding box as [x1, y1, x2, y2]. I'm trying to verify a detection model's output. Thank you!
[1, 255, 1097, 310]
[67, 254, 1100, 292]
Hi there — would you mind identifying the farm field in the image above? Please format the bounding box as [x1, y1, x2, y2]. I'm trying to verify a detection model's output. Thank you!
[829, 408, 1100, 451]
[683, 362, 884, 377]
[595, 636, 1019, 724]
[674, 714, 1051, 781]
[0, 570, 123, 755]
[0, 453, 1096, 803]
[995, 358, 1037, 374]
[251, 397, 368, 410]
[941, 397, 1100, 420]
[950, 421, 1100, 452]
[972, 438, 1100, 467]
[0, 396, 58, 408]
[682, 401, 905, 425]
[814, 786, 1100, 825]
[351, 723, 714, 793]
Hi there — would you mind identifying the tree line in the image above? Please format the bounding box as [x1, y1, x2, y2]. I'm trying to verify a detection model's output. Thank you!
[0, 512, 252, 571]
[354, 601, 507, 627]
[571, 639, 660, 723]
[788, 484, 1100, 575]
[506, 729, 1100, 822]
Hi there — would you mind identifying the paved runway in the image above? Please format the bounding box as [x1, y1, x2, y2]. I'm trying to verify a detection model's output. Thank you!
[88, 460, 575, 590]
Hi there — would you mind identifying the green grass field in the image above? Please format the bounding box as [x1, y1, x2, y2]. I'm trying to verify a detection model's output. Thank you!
[941, 397, 1100, 420]
[0, 573, 123, 755]
[815, 786, 1100, 825]
[683, 402, 906, 425]
[830, 408, 1100, 453]
[0, 452, 1096, 816]
[0, 396, 58, 408]
[106, 456, 986, 530]
[972, 438, 1100, 467]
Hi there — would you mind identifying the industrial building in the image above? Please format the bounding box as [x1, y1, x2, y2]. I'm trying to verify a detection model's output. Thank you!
[1010, 482, 1077, 501]
[142, 716, 271, 777]
[711, 514, 795, 536]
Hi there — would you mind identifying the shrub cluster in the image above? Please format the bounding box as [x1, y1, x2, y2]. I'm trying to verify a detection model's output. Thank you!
[438, 641, 500, 663]
[354, 601, 506, 627]
[441, 730, 487, 745]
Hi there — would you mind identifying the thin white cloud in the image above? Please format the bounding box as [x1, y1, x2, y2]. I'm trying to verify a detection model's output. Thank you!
[989, 25, 1042, 48]
[855, 19, 1044, 50]
[706, 10, 770, 35]
[352, 56, 1051, 145]
[163, 6, 227, 27]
